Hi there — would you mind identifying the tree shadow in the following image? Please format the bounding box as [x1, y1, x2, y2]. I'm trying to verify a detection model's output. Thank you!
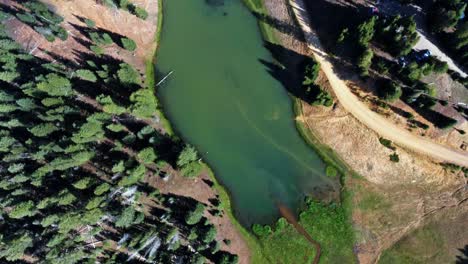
[302, 0, 367, 52]
[251, 10, 305, 41]
[260, 41, 315, 101]
[68, 21, 128, 50]
[456, 245, 468, 264]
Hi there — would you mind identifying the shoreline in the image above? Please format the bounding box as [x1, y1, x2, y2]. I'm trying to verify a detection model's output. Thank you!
[243, 0, 355, 184]
[149, 1, 269, 263]
[246, 0, 358, 262]
[150, 0, 357, 262]
[147, 0, 174, 135]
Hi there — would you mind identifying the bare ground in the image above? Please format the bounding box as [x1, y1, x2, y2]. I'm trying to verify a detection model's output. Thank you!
[263, 0, 468, 263]
[1, 0, 251, 261]
[1, 0, 159, 72]
[147, 167, 251, 264]
[345, 76, 468, 154]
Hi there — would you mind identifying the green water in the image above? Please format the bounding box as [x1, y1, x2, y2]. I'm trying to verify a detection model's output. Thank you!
[156, 0, 332, 225]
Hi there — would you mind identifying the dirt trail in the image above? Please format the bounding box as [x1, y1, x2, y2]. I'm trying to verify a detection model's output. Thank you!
[278, 204, 321, 264]
[288, 0, 468, 167]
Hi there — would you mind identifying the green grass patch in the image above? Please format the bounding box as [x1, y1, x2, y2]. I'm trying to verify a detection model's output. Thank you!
[325, 165, 338, 178]
[255, 222, 315, 263]
[379, 223, 451, 264]
[155, 0, 163, 46]
[242, 0, 278, 44]
[253, 199, 355, 264]
[300, 199, 355, 264]
[357, 190, 390, 211]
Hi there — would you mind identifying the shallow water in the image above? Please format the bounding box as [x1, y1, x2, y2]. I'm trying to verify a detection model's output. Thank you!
[156, 0, 331, 225]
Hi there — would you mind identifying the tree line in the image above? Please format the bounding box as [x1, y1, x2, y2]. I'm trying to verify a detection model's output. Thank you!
[0, 3, 237, 264]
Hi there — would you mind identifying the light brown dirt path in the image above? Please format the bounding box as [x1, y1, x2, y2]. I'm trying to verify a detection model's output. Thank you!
[288, 0, 468, 167]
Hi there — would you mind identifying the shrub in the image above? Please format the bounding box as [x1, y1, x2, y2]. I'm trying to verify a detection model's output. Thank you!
[134, 6, 148, 20]
[177, 145, 198, 166]
[325, 165, 338, 178]
[302, 60, 320, 85]
[415, 96, 437, 109]
[357, 16, 376, 47]
[357, 47, 374, 77]
[337, 28, 349, 44]
[75, 69, 97, 82]
[433, 59, 448, 73]
[101, 33, 114, 45]
[420, 123, 430, 130]
[375, 59, 390, 75]
[310, 88, 333, 107]
[84, 18, 95, 28]
[90, 45, 104, 56]
[185, 203, 205, 225]
[56, 27, 68, 41]
[389, 152, 400, 162]
[378, 80, 402, 102]
[137, 147, 157, 164]
[379, 137, 396, 150]
[429, 2, 466, 32]
[117, 63, 141, 85]
[252, 224, 272, 237]
[405, 62, 423, 81]
[427, 84, 437, 97]
[44, 34, 55, 42]
[201, 225, 217, 243]
[121, 37, 137, 51]
[180, 162, 203, 178]
[376, 15, 419, 56]
[441, 162, 461, 172]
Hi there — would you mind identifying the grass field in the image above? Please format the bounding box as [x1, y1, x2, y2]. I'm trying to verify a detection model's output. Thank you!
[379, 223, 451, 264]
[254, 199, 356, 264]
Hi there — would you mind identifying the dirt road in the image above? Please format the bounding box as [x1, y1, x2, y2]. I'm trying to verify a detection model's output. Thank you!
[288, 0, 468, 167]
